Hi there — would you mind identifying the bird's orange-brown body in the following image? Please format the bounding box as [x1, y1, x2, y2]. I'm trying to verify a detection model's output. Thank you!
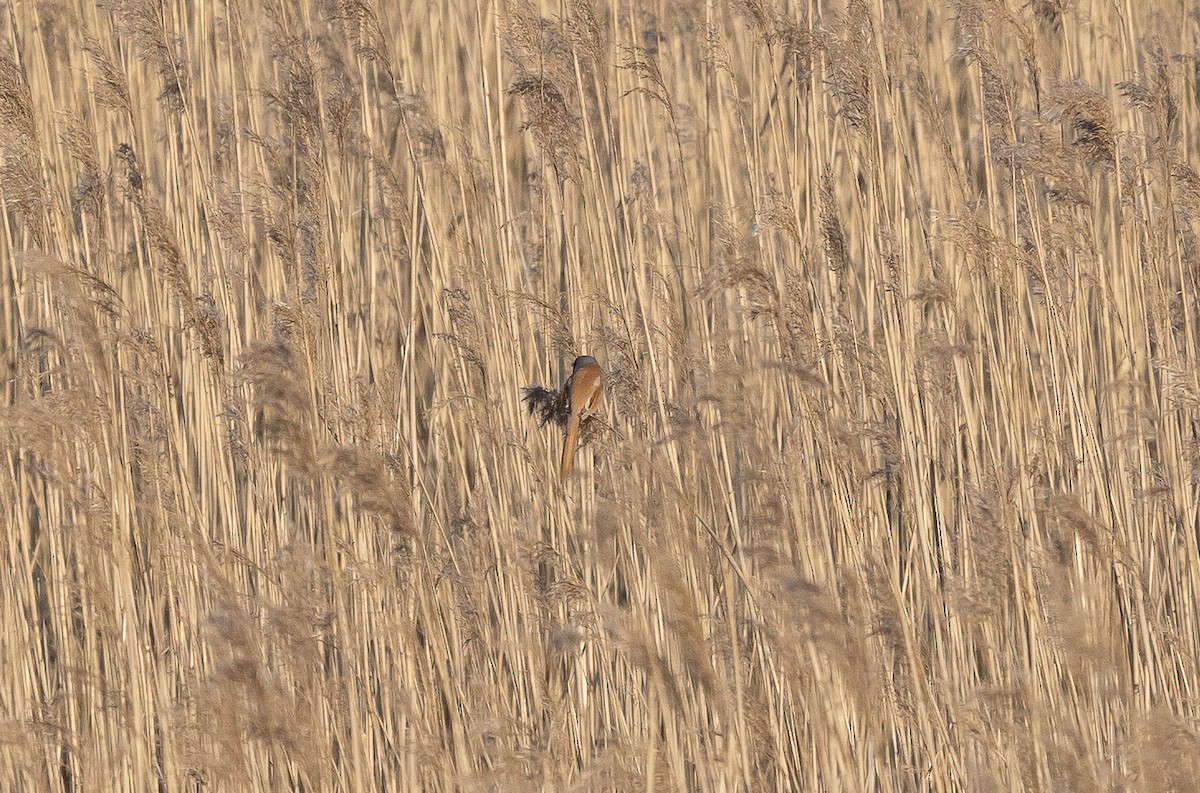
[559, 356, 605, 482]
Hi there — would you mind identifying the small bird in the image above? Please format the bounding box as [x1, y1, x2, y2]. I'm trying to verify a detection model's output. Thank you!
[559, 355, 605, 482]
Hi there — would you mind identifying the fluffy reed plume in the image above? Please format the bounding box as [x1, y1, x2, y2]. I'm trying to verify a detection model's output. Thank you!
[0, 55, 47, 244]
[521, 382, 566, 427]
[4, 1, 1200, 790]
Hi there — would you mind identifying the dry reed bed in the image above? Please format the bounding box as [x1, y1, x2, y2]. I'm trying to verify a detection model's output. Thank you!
[2, 0, 1200, 789]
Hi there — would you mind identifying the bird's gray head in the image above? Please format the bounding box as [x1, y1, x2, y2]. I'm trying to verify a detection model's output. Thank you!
[573, 356, 598, 370]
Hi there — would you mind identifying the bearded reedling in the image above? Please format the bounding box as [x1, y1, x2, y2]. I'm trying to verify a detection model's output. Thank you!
[558, 356, 605, 482]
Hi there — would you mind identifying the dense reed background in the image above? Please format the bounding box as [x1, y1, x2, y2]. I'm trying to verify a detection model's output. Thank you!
[3, 0, 1200, 789]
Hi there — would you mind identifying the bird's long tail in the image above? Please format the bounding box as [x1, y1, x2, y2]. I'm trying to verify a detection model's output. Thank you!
[560, 413, 581, 482]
